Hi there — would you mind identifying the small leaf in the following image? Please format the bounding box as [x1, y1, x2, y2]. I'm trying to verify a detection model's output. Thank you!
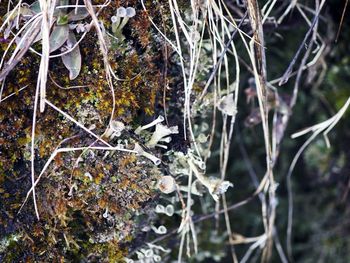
[30, 1, 41, 14]
[217, 93, 237, 116]
[17, 18, 42, 45]
[57, 15, 68, 25]
[5, 5, 33, 22]
[61, 32, 81, 80]
[68, 7, 90, 21]
[49, 24, 69, 52]
[53, 0, 68, 16]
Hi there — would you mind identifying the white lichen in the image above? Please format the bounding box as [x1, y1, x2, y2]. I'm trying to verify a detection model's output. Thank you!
[135, 115, 165, 134]
[155, 204, 174, 216]
[188, 159, 233, 201]
[133, 143, 161, 165]
[157, 175, 176, 194]
[217, 93, 237, 116]
[105, 120, 125, 138]
[151, 225, 167, 235]
[111, 6, 136, 37]
[146, 124, 178, 148]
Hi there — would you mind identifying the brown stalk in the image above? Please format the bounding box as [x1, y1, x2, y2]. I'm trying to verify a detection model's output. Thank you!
[245, 0, 275, 261]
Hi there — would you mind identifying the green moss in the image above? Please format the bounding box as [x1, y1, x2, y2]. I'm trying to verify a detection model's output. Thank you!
[0, 0, 173, 261]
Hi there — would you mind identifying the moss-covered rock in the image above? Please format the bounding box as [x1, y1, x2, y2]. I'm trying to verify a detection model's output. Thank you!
[0, 0, 176, 261]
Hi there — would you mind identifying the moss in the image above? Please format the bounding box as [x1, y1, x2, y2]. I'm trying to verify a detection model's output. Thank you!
[0, 0, 176, 261]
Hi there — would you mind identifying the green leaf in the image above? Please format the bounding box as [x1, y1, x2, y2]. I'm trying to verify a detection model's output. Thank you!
[57, 15, 69, 25]
[68, 7, 90, 21]
[54, 0, 68, 16]
[30, 1, 41, 14]
[61, 32, 81, 80]
[49, 24, 69, 52]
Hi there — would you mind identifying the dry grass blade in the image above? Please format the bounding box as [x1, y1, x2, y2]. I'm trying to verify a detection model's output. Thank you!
[0, 18, 41, 81]
[0, 85, 28, 102]
[37, 0, 52, 113]
[245, 0, 275, 260]
[198, 12, 247, 102]
[335, 0, 348, 41]
[45, 99, 112, 147]
[278, 0, 326, 86]
[286, 96, 350, 260]
[0, 1, 22, 33]
[83, 0, 117, 137]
